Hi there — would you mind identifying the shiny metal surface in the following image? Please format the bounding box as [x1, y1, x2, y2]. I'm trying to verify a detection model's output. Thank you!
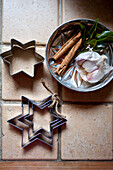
[46, 19, 113, 92]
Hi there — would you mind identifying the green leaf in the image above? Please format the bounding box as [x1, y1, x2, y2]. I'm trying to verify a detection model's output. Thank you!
[97, 36, 113, 43]
[86, 39, 97, 48]
[89, 18, 99, 39]
[96, 31, 113, 39]
[78, 23, 86, 42]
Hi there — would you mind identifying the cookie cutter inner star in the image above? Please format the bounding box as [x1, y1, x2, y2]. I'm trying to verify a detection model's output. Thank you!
[0, 39, 44, 77]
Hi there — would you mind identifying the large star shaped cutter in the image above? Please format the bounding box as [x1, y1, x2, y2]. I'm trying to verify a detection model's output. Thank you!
[0, 39, 44, 77]
[7, 95, 67, 148]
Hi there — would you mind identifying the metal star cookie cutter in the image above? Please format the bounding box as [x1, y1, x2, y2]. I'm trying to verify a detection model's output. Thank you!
[0, 39, 44, 77]
[7, 95, 67, 148]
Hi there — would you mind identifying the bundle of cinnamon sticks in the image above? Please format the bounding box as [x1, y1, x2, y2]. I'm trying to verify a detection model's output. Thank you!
[52, 32, 82, 76]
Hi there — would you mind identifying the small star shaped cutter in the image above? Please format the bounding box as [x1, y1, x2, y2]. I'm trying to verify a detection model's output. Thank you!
[0, 39, 44, 77]
[7, 95, 67, 148]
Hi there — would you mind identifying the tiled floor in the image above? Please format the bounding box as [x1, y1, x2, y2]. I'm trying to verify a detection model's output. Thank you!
[61, 104, 112, 160]
[1, 0, 113, 161]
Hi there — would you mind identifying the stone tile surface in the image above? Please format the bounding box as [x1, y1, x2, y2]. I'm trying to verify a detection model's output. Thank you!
[2, 104, 58, 160]
[2, 45, 58, 101]
[62, 81, 113, 102]
[62, 0, 113, 31]
[61, 104, 112, 160]
[2, 0, 58, 44]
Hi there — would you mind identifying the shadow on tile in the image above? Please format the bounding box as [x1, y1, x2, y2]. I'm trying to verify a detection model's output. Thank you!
[23, 130, 58, 153]
[62, 80, 113, 102]
[2, 62, 58, 100]
[62, 0, 113, 30]
[12, 64, 44, 90]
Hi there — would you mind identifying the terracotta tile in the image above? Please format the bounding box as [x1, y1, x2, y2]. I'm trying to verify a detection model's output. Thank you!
[2, 104, 58, 160]
[62, 80, 113, 102]
[2, 45, 58, 101]
[62, 0, 113, 31]
[61, 104, 112, 160]
[2, 0, 58, 44]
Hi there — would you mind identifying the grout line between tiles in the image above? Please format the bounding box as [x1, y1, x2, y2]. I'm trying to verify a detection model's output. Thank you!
[0, 42, 46, 47]
[57, 104, 61, 161]
[112, 104, 113, 159]
[1, 0, 2, 44]
[0, 0, 2, 160]
[0, 42, 46, 48]
[1, 160, 113, 162]
[57, 0, 62, 162]
[58, 0, 62, 26]
[1, 101, 21, 104]
[63, 101, 113, 105]
[61, 0, 63, 24]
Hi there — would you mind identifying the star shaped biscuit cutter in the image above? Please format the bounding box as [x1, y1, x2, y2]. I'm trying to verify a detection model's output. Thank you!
[0, 39, 44, 77]
[7, 95, 67, 148]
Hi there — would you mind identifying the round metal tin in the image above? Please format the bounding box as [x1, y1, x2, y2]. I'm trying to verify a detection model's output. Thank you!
[46, 19, 113, 92]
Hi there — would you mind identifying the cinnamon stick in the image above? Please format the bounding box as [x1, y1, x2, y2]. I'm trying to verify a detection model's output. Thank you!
[55, 38, 82, 76]
[53, 32, 81, 61]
